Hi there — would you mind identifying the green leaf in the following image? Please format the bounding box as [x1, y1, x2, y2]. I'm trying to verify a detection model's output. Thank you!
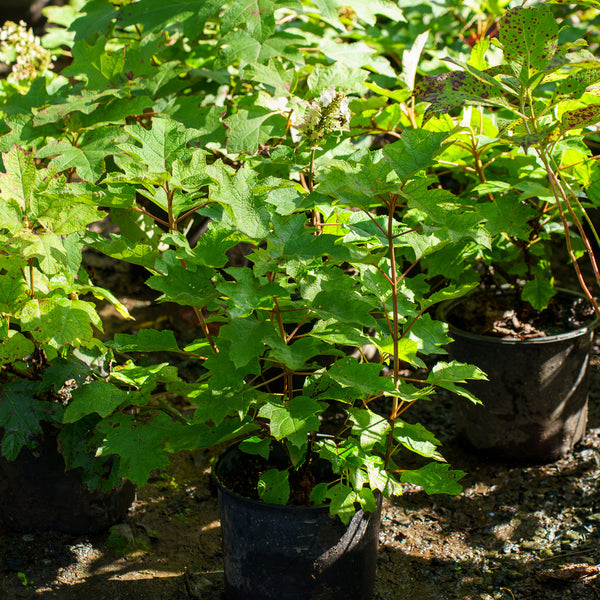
[426, 361, 487, 404]
[326, 357, 398, 396]
[41, 356, 96, 391]
[478, 193, 539, 238]
[556, 69, 600, 99]
[318, 40, 394, 78]
[37, 130, 119, 183]
[246, 58, 297, 96]
[306, 62, 369, 95]
[118, 0, 225, 38]
[325, 483, 359, 524]
[218, 318, 272, 368]
[257, 468, 290, 505]
[20, 298, 102, 348]
[561, 105, 600, 132]
[33, 198, 106, 236]
[401, 30, 429, 90]
[110, 362, 180, 391]
[107, 329, 180, 353]
[414, 70, 506, 120]
[217, 267, 285, 318]
[0, 146, 38, 210]
[64, 381, 130, 422]
[382, 129, 448, 182]
[119, 117, 201, 175]
[311, 0, 403, 28]
[266, 336, 329, 371]
[69, 0, 118, 42]
[239, 436, 271, 459]
[393, 421, 443, 460]
[400, 462, 466, 495]
[283, 233, 370, 263]
[0, 265, 28, 313]
[309, 481, 329, 506]
[311, 290, 377, 328]
[211, 167, 270, 239]
[225, 103, 281, 154]
[257, 396, 323, 451]
[64, 37, 125, 89]
[0, 330, 35, 364]
[348, 408, 390, 450]
[357, 487, 377, 514]
[96, 412, 184, 486]
[499, 6, 558, 82]
[0, 380, 57, 461]
[16, 231, 68, 275]
[220, 0, 283, 42]
[146, 260, 215, 306]
[521, 276, 556, 310]
[192, 386, 259, 424]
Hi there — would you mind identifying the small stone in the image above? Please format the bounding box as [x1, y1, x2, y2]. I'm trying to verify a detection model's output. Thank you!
[393, 513, 412, 526]
[521, 540, 542, 551]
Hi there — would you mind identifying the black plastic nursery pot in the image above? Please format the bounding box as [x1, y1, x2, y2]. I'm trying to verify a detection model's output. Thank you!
[213, 444, 382, 600]
[0, 427, 135, 534]
[438, 291, 599, 463]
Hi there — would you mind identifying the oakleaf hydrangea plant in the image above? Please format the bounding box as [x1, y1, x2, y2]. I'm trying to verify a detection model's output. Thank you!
[415, 2, 600, 316]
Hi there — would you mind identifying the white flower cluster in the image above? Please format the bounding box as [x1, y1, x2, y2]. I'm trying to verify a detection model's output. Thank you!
[300, 86, 351, 141]
[0, 20, 53, 83]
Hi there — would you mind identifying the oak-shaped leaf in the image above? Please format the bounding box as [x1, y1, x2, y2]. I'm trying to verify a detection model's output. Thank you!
[348, 407, 390, 451]
[63, 381, 132, 422]
[393, 420, 443, 461]
[258, 396, 323, 451]
[426, 361, 487, 404]
[401, 462, 466, 495]
[0, 380, 60, 461]
[257, 468, 290, 505]
[96, 411, 186, 486]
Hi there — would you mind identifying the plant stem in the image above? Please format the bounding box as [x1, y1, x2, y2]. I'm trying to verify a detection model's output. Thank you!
[537, 148, 600, 318]
[193, 306, 219, 354]
[28, 259, 35, 297]
[384, 194, 401, 467]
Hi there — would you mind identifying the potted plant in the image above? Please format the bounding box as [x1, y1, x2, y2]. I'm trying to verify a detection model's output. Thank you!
[415, 2, 600, 462]
[0, 145, 186, 533]
[79, 75, 489, 594]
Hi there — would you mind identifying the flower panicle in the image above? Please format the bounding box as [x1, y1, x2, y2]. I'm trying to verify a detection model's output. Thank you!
[0, 20, 54, 83]
[300, 86, 351, 142]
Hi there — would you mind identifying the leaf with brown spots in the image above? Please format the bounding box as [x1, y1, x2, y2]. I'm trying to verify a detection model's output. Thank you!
[556, 68, 600, 99]
[414, 70, 505, 121]
[499, 6, 558, 83]
[561, 105, 600, 132]
[547, 0, 600, 7]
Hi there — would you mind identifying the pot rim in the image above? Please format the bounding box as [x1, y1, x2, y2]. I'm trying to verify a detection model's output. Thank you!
[213, 443, 333, 513]
[213, 443, 381, 515]
[437, 287, 600, 345]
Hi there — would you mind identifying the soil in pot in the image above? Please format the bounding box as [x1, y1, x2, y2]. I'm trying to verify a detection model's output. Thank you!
[439, 289, 599, 463]
[0, 426, 135, 535]
[213, 443, 382, 600]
